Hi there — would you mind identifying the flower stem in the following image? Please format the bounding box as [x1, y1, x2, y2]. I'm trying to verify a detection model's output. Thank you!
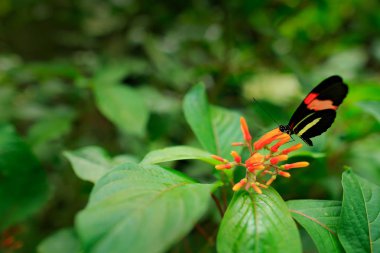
[195, 224, 214, 246]
[211, 193, 224, 218]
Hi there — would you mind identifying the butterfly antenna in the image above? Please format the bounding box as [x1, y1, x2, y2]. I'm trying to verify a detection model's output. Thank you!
[252, 97, 282, 126]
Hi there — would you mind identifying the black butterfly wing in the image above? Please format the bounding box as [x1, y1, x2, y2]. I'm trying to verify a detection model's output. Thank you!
[293, 110, 336, 146]
[288, 75, 348, 146]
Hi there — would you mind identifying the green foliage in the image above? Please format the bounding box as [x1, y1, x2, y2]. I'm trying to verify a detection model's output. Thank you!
[0, 125, 49, 231]
[37, 228, 82, 253]
[141, 145, 217, 165]
[27, 113, 74, 147]
[183, 84, 218, 153]
[1, 1, 380, 252]
[93, 83, 148, 137]
[338, 170, 380, 253]
[64, 146, 137, 183]
[287, 200, 344, 253]
[217, 188, 302, 253]
[183, 83, 242, 158]
[76, 163, 214, 253]
[357, 101, 380, 122]
[64, 147, 111, 183]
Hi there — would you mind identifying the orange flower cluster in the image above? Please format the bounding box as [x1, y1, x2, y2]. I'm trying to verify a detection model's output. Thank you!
[211, 117, 309, 194]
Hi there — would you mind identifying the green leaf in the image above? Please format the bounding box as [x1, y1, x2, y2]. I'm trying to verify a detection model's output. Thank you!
[287, 200, 344, 253]
[93, 83, 148, 137]
[27, 113, 74, 147]
[76, 163, 214, 253]
[140, 145, 217, 165]
[183, 83, 242, 157]
[211, 106, 242, 157]
[357, 101, 380, 122]
[338, 170, 380, 253]
[183, 84, 217, 153]
[137, 86, 181, 113]
[63, 146, 112, 183]
[64, 146, 138, 183]
[0, 125, 49, 231]
[217, 188, 302, 253]
[37, 228, 82, 253]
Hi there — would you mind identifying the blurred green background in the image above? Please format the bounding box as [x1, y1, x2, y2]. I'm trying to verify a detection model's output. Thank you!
[0, 0, 379, 252]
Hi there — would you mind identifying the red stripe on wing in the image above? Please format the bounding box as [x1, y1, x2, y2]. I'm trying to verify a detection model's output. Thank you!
[304, 92, 338, 111]
[304, 93, 318, 104]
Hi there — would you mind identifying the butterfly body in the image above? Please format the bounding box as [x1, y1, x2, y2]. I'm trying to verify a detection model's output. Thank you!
[279, 75, 348, 146]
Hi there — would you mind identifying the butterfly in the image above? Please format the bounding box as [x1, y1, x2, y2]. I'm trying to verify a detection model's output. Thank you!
[279, 75, 348, 146]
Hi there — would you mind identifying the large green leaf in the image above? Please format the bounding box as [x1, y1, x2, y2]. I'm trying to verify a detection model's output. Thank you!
[37, 228, 82, 253]
[217, 188, 302, 253]
[183, 84, 216, 153]
[0, 125, 49, 231]
[183, 83, 242, 157]
[64, 146, 138, 183]
[287, 200, 344, 253]
[93, 83, 148, 137]
[76, 163, 214, 253]
[338, 170, 380, 253]
[140, 145, 217, 165]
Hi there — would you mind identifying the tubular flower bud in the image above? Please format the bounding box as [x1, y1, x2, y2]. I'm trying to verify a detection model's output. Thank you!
[281, 143, 303, 155]
[266, 176, 277, 186]
[232, 179, 247, 191]
[240, 117, 252, 142]
[247, 164, 265, 172]
[270, 135, 291, 152]
[251, 183, 262, 194]
[215, 163, 233, 170]
[278, 171, 291, 178]
[253, 128, 281, 147]
[259, 127, 282, 140]
[270, 155, 288, 165]
[211, 155, 228, 163]
[232, 142, 245, 146]
[254, 129, 283, 150]
[257, 183, 268, 189]
[281, 162, 310, 170]
[230, 151, 241, 163]
[245, 153, 264, 167]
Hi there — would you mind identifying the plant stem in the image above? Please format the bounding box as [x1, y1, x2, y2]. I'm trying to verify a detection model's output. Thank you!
[211, 193, 224, 218]
[195, 224, 214, 246]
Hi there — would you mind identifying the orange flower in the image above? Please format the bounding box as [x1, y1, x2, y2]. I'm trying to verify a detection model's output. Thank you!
[215, 163, 232, 170]
[270, 155, 288, 165]
[211, 155, 228, 163]
[266, 176, 276, 186]
[251, 183, 263, 194]
[240, 117, 252, 142]
[253, 128, 283, 150]
[232, 179, 247, 191]
[270, 135, 291, 152]
[211, 116, 309, 194]
[245, 153, 264, 167]
[282, 162, 310, 170]
[281, 143, 303, 155]
[247, 165, 265, 173]
[278, 171, 291, 178]
[230, 151, 241, 163]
